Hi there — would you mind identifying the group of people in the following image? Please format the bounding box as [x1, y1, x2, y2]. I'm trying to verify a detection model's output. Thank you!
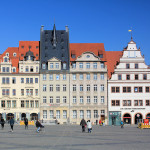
[80, 119, 92, 133]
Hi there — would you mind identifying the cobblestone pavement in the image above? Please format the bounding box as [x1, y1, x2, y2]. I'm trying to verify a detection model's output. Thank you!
[0, 124, 150, 150]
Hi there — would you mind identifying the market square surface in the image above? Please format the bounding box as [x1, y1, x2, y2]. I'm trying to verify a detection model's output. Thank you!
[0, 125, 150, 150]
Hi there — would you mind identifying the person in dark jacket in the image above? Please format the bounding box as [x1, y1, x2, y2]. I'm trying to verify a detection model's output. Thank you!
[24, 117, 28, 129]
[36, 120, 44, 132]
[80, 118, 87, 132]
[10, 118, 14, 132]
[1, 117, 5, 129]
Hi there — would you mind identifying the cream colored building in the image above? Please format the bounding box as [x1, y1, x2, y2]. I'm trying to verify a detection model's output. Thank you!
[70, 51, 108, 125]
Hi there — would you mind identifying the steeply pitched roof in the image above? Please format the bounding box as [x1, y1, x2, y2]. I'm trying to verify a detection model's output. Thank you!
[106, 51, 123, 79]
[0, 47, 19, 73]
[19, 41, 39, 60]
[70, 43, 106, 61]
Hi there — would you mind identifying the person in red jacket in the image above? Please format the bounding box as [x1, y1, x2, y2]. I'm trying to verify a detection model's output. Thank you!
[99, 120, 102, 126]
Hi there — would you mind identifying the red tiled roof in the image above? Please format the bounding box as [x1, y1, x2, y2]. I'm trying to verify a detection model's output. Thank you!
[0, 47, 19, 73]
[70, 43, 106, 61]
[106, 51, 123, 79]
[19, 41, 39, 60]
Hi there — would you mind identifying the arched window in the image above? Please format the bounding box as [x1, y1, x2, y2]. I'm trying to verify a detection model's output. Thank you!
[63, 63, 67, 69]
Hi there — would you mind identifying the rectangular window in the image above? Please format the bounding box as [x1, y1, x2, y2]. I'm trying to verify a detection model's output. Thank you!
[126, 64, 130, 69]
[6, 67, 9, 72]
[12, 100, 16, 108]
[80, 85, 83, 91]
[135, 74, 138, 80]
[43, 110, 47, 119]
[63, 110, 67, 119]
[134, 100, 143, 106]
[134, 87, 142, 93]
[146, 100, 150, 106]
[1, 100, 5, 107]
[56, 85, 60, 91]
[135, 64, 138, 69]
[43, 85, 47, 91]
[43, 74, 46, 80]
[35, 78, 38, 83]
[56, 96, 60, 103]
[93, 63, 97, 69]
[73, 96, 76, 104]
[2, 77, 5, 84]
[21, 78, 24, 83]
[2, 67, 5, 72]
[101, 96, 104, 103]
[49, 74, 53, 80]
[49, 85, 53, 91]
[87, 85, 90, 91]
[80, 110, 84, 119]
[87, 96, 90, 103]
[2, 89, 5, 95]
[101, 63, 104, 68]
[21, 100, 24, 108]
[7, 100, 11, 108]
[80, 96, 83, 103]
[111, 100, 120, 106]
[101, 84, 104, 92]
[26, 66, 29, 72]
[50, 110, 54, 119]
[36, 66, 38, 72]
[63, 85, 66, 91]
[55, 63, 59, 69]
[12, 89, 16, 96]
[43, 96, 47, 103]
[26, 100, 29, 108]
[26, 78, 29, 83]
[126, 75, 130, 80]
[123, 87, 131, 93]
[123, 100, 131, 106]
[101, 110, 105, 114]
[63, 74, 66, 80]
[35, 100, 39, 108]
[87, 110, 91, 118]
[26, 89, 29, 96]
[12, 77, 16, 84]
[56, 110, 60, 119]
[86, 74, 90, 80]
[86, 63, 90, 69]
[72, 74, 76, 80]
[30, 78, 33, 84]
[6, 78, 9, 84]
[6, 89, 9, 95]
[79, 63, 83, 69]
[101, 74, 104, 80]
[50, 63, 54, 69]
[63, 96, 67, 103]
[56, 74, 60, 80]
[94, 73, 97, 80]
[21, 89, 24, 96]
[143, 74, 147, 80]
[79, 74, 83, 80]
[72, 63, 76, 69]
[30, 100, 34, 108]
[30, 89, 33, 96]
[49, 96, 53, 103]
[111, 87, 120, 93]
[73, 85, 76, 91]
[94, 96, 98, 103]
[73, 110, 77, 119]
[35, 89, 38, 96]
[94, 110, 98, 118]
[94, 84, 97, 91]
[146, 87, 150, 93]
[118, 75, 122, 80]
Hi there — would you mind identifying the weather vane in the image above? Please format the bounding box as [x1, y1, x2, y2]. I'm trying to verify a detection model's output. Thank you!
[128, 27, 133, 40]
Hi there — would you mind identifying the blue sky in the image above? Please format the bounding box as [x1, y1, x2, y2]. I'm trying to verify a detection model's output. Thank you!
[0, 0, 150, 64]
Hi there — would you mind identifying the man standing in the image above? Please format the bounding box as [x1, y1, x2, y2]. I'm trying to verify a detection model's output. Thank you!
[10, 117, 14, 132]
[24, 117, 28, 129]
[1, 117, 5, 129]
[80, 118, 87, 132]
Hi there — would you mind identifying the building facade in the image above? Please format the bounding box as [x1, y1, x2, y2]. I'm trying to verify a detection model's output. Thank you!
[39, 25, 70, 124]
[70, 43, 108, 124]
[0, 41, 40, 121]
[108, 38, 150, 125]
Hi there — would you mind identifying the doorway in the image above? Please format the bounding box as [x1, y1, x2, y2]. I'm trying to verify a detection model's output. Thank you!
[135, 113, 142, 124]
[6, 113, 14, 121]
[30, 113, 38, 120]
[123, 113, 131, 124]
[112, 116, 116, 125]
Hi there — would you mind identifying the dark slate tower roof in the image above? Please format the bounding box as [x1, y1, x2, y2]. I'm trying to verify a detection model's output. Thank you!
[40, 24, 70, 73]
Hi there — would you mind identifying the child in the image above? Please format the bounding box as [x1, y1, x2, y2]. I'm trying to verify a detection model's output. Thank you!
[87, 120, 92, 133]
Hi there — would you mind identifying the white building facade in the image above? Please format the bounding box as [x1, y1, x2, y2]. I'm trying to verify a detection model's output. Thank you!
[108, 38, 150, 125]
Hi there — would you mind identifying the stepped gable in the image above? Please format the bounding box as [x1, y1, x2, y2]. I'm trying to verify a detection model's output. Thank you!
[106, 51, 123, 79]
[19, 41, 39, 60]
[0, 47, 19, 73]
[70, 43, 106, 61]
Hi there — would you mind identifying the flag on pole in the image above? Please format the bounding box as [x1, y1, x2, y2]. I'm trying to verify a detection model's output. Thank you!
[128, 30, 132, 32]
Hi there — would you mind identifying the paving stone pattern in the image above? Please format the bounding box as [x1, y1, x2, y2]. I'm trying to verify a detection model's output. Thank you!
[0, 124, 150, 150]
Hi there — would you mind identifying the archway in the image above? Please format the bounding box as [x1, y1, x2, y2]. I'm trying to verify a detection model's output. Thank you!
[135, 113, 142, 124]
[6, 113, 14, 121]
[123, 113, 131, 124]
[30, 113, 38, 120]
[21, 113, 26, 120]
[146, 113, 150, 122]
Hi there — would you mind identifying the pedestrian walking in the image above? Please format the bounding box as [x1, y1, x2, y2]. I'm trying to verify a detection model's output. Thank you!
[1, 117, 5, 129]
[120, 120, 124, 128]
[87, 120, 92, 133]
[99, 120, 102, 126]
[80, 118, 87, 132]
[36, 120, 44, 133]
[24, 117, 28, 129]
[10, 118, 14, 132]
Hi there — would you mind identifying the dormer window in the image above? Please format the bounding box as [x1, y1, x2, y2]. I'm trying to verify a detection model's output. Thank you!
[6, 53, 9, 57]
[63, 63, 67, 69]
[21, 46, 24, 49]
[4, 57, 8, 62]
[42, 63, 46, 69]
[71, 54, 76, 58]
[86, 55, 90, 58]
[55, 63, 59, 69]
[99, 54, 103, 58]
[13, 53, 17, 57]
[50, 63, 54, 69]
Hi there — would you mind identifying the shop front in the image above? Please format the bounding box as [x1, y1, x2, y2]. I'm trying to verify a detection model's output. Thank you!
[123, 113, 131, 124]
[109, 111, 121, 126]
